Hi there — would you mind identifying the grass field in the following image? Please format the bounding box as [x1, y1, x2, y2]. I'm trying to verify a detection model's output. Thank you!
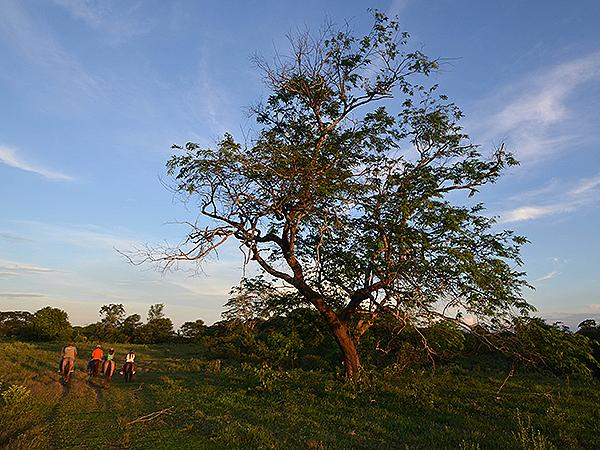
[0, 341, 598, 449]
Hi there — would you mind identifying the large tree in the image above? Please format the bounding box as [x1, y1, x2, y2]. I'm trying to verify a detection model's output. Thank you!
[135, 12, 532, 377]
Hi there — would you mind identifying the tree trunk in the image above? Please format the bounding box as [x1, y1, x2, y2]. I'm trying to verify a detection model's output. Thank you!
[333, 323, 361, 378]
[297, 287, 363, 378]
[318, 307, 361, 378]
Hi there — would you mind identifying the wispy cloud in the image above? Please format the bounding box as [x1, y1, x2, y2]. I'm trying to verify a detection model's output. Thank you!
[0, 259, 57, 275]
[52, 0, 154, 44]
[0, 232, 32, 242]
[0, 0, 100, 96]
[534, 270, 560, 283]
[499, 173, 600, 223]
[13, 220, 143, 252]
[387, 0, 410, 17]
[0, 145, 74, 181]
[0, 292, 47, 299]
[183, 46, 232, 138]
[473, 52, 600, 161]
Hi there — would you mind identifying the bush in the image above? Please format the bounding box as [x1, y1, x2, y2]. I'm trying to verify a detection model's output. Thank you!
[512, 317, 598, 377]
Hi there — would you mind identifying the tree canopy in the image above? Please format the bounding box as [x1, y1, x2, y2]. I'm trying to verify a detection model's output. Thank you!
[136, 11, 533, 377]
[30, 307, 72, 342]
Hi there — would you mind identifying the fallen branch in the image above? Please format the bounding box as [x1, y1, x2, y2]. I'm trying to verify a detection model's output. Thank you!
[127, 406, 174, 425]
[496, 364, 515, 396]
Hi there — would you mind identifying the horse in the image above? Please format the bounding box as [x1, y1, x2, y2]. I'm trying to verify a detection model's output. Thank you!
[102, 359, 116, 386]
[123, 361, 135, 382]
[87, 358, 102, 382]
[60, 357, 74, 384]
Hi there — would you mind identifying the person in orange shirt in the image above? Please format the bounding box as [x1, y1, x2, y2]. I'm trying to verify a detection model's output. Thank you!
[87, 345, 104, 373]
[91, 345, 103, 360]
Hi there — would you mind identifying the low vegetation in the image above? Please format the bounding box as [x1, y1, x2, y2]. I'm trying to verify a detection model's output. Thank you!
[0, 340, 598, 449]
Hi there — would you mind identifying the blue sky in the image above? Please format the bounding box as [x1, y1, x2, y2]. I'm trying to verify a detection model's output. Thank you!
[1, 0, 599, 328]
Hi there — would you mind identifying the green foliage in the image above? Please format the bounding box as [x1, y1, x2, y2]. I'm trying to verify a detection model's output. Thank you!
[0, 311, 33, 338]
[98, 303, 126, 341]
[265, 330, 304, 367]
[514, 411, 557, 450]
[576, 319, 600, 376]
[511, 317, 598, 377]
[121, 313, 142, 342]
[0, 341, 599, 449]
[178, 319, 206, 340]
[148, 303, 166, 321]
[135, 318, 174, 344]
[242, 362, 289, 393]
[1, 384, 30, 406]
[29, 307, 72, 341]
[154, 10, 533, 377]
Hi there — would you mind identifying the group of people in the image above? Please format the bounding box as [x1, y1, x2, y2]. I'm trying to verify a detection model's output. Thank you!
[59, 343, 136, 376]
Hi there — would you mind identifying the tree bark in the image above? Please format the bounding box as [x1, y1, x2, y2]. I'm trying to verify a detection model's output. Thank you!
[333, 323, 361, 378]
[317, 304, 361, 378]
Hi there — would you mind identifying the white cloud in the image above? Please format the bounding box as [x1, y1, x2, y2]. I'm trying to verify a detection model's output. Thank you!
[473, 52, 600, 161]
[500, 205, 571, 223]
[570, 174, 600, 195]
[0, 145, 73, 181]
[534, 270, 559, 283]
[182, 45, 232, 138]
[13, 221, 142, 251]
[499, 173, 600, 223]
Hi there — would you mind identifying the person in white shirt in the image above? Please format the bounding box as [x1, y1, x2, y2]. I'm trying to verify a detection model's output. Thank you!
[120, 350, 136, 375]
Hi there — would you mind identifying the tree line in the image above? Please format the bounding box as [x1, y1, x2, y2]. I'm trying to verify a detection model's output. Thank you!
[0, 303, 181, 344]
[1, 293, 599, 378]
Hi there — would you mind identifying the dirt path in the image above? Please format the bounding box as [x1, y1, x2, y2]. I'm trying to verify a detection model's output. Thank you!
[87, 379, 103, 403]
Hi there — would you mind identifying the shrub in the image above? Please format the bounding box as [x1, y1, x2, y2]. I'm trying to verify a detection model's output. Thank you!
[2, 384, 30, 406]
[512, 317, 598, 377]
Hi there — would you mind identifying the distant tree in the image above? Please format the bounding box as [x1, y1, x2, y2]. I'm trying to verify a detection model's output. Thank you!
[136, 304, 174, 343]
[71, 326, 88, 342]
[100, 304, 126, 328]
[576, 319, 600, 373]
[578, 319, 598, 331]
[147, 303, 166, 321]
[99, 303, 126, 341]
[121, 314, 142, 342]
[178, 319, 206, 340]
[133, 11, 532, 377]
[30, 307, 72, 341]
[0, 311, 33, 338]
[80, 322, 102, 341]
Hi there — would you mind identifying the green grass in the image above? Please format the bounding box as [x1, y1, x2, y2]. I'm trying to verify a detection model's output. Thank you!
[0, 341, 598, 449]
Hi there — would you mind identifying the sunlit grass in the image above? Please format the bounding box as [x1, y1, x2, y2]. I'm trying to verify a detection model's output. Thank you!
[0, 341, 598, 449]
